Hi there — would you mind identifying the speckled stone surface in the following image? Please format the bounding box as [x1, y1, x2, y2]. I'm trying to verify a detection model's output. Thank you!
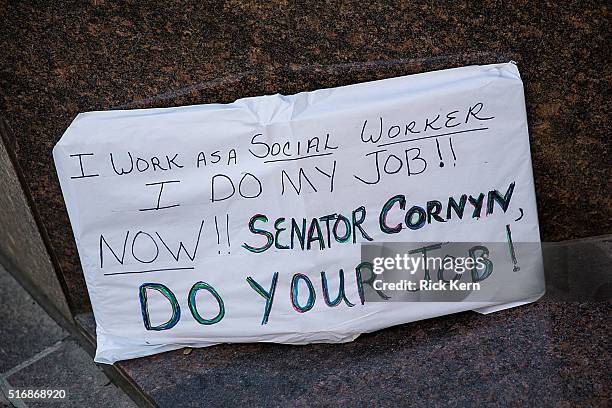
[0, 1, 610, 314]
[0, 120, 72, 320]
[76, 297, 610, 407]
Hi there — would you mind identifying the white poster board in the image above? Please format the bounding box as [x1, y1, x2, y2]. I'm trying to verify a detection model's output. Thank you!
[54, 62, 545, 364]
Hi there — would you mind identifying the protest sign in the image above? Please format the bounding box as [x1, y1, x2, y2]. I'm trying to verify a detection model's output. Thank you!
[54, 62, 545, 363]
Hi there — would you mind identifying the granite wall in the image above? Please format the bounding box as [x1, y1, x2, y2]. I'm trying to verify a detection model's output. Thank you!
[0, 1, 609, 313]
[0, 119, 72, 320]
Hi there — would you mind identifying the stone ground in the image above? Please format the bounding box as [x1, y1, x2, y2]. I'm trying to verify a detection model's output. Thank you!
[0, 264, 136, 408]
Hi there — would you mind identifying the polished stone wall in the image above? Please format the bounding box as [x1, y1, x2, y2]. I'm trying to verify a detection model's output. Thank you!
[0, 120, 71, 320]
[0, 1, 609, 313]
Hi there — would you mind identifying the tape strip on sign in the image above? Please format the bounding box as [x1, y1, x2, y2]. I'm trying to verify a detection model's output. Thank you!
[54, 62, 545, 364]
